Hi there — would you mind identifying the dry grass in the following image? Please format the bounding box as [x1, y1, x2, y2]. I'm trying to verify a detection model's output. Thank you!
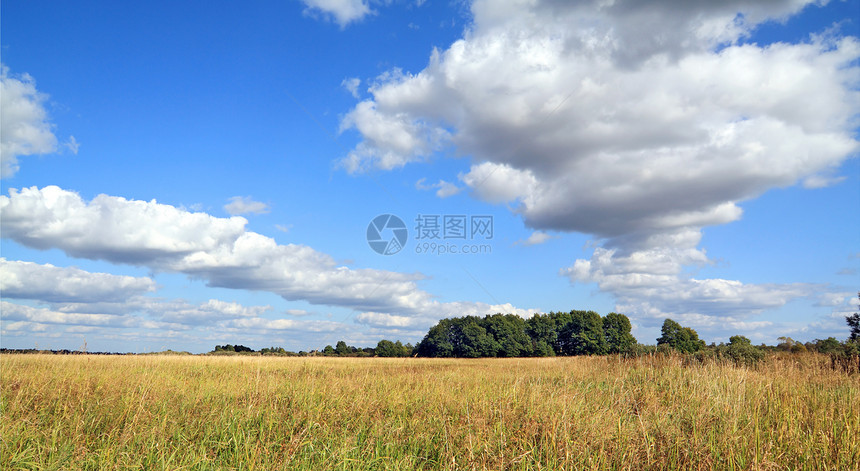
[1, 353, 858, 470]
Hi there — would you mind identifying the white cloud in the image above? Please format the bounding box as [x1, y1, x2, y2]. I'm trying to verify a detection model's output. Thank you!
[802, 173, 847, 189]
[339, 100, 450, 173]
[0, 65, 59, 178]
[341, 0, 858, 238]
[356, 311, 419, 328]
[149, 299, 271, 325]
[224, 196, 270, 215]
[301, 0, 372, 28]
[415, 177, 462, 198]
[0, 185, 535, 324]
[64, 135, 80, 155]
[0, 186, 248, 264]
[0, 258, 156, 303]
[515, 231, 555, 246]
[560, 235, 820, 335]
[1, 301, 136, 327]
[342, 77, 361, 98]
[337, 0, 859, 335]
[458, 162, 537, 205]
[226, 317, 343, 332]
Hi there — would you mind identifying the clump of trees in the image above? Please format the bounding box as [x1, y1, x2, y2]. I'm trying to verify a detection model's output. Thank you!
[414, 311, 637, 358]
[657, 319, 705, 353]
[213, 344, 254, 353]
[318, 340, 413, 357]
[374, 340, 412, 357]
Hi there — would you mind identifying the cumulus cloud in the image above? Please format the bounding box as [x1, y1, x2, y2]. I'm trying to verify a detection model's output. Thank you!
[0, 186, 248, 264]
[1, 301, 137, 328]
[0, 65, 59, 178]
[0, 258, 358, 345]
[339, 100, 450, 173]
[0, 258, 156, 303]
[0, 185, 535, 324]
[337, 0, 859, 334]
[559, 232, 822, 336]
[224, 196, 270, 215]
[301, 0, 372, 28]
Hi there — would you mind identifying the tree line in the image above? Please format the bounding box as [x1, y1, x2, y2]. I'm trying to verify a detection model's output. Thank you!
[210, 339, 414, 357]
[209, 293, 860, 364]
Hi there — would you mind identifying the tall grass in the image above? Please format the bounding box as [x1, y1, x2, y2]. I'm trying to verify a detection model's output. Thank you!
[2, 354, 858, 470]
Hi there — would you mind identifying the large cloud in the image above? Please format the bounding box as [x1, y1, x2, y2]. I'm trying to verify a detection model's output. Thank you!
[338, 0, 859, 334]
[0, 186, 534, 326]
[0, 65, 59, 178]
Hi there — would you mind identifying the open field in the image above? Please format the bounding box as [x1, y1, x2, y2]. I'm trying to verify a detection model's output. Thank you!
[2, 354, 858, 470]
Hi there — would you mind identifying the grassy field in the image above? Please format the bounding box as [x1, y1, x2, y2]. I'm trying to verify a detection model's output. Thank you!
[1, 354, 858, 470]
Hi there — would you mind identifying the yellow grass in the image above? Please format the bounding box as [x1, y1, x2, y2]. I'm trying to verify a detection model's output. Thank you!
[1, 354, 858, 470]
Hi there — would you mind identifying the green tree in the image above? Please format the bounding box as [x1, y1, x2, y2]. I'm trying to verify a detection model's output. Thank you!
[483, 314, 533, 357]
[603, 312, 636, 354]
[724, 335, 764, 366]
[815, 337, 842, 354]
[322, 345, 335, 355]
[335, 341, 350, 356]
[657, 319, 704, 353]
[526, 313, 558, 355]
[558, 310, 606, 355]
[453, 319, 499, 358]
[415, 319, 455, 357]
[847, 293, 860, 341]
[375, 339, 398, 357]
[777, 336, 795, 351]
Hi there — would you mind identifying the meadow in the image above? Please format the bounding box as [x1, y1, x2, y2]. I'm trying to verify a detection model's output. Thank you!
[1, 353, 858, 470]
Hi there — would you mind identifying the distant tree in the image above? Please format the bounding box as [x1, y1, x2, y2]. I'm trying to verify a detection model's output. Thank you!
[335, 341, 350, 356]
[526, 314, 558, 355]
[213, 344, 256, 353]
[376, 340, 394, 357]
[814, 337, 843, 354]
[847, 293, 860, 341]
[483, 314, 533, 357]
[724, 335, 764, 366]
[260, 346, 287, 355]
[376, 339, 410, 357]
[603, 312, 636, 354]
[323, 345, 335, 355]
[453, 318, 499, 358]
[777, 336, 796, 351]
[558, 310, 605, 355]
[657, 319, 704, 353]
[415, 319, 455, 357]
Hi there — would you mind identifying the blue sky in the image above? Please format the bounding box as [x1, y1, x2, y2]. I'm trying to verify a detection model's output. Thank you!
[1, 0, 858, 353]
